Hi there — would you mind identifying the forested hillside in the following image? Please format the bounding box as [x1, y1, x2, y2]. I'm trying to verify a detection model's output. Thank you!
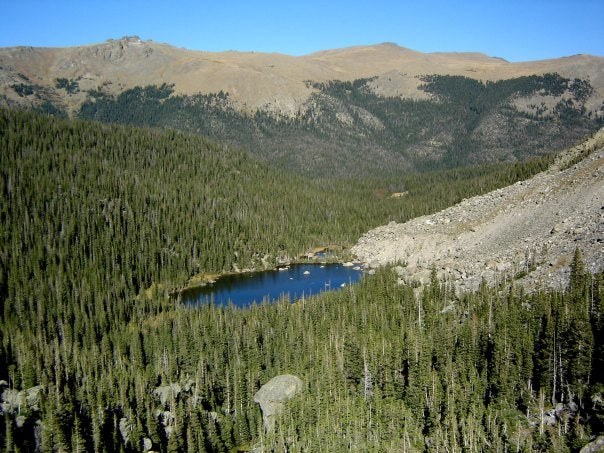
[0, 108, 557, 287]
[2, 253, 603, 451]
[1, 109, 603, 451]
[75, 73, 602, 176]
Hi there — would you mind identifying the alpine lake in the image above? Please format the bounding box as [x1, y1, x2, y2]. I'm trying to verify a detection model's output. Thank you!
[180, 262, 365, 308]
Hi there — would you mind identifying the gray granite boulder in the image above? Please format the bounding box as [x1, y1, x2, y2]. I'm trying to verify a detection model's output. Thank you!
[580, 436, 604, 453]
[253, 374, 303, 432]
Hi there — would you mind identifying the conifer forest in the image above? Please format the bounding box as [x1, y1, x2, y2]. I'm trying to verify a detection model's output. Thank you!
[1, 108, 603, 452]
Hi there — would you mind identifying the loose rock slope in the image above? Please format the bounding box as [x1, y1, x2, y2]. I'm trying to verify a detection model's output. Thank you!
[352, 128, 604, 291]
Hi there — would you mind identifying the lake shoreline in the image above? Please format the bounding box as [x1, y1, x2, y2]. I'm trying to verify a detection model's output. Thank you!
[179, 260, 367, 307]
[178, 245, 360, 295]
[179, 257, 362, 294]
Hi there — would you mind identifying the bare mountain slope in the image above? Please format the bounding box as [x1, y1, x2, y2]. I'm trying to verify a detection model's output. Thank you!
[2, 37, 603, 176]
[352, 128, 604, 291]
[1, 37, 603, 115]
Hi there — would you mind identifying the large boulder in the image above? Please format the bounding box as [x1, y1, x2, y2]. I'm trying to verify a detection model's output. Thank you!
[0, 385, 44, 414]
[253, 374, 303, 432]
[25, 385, 44, 411]
[154, 383, 182, 407]
[580, 436, 604, 453]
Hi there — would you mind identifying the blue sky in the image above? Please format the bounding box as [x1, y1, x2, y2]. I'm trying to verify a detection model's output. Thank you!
[2, 0, 603, 62]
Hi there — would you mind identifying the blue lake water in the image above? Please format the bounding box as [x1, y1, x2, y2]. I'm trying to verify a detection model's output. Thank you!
[181, 263, 364, 308]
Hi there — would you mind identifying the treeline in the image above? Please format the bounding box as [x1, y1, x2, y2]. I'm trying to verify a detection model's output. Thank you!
[313, 73, 601, 169]
[419, 73, 593, 107]
[1, 108, 602, 451]
[74, 73, 602, 176]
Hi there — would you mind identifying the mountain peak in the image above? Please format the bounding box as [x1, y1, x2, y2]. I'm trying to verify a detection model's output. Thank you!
[376, 41, 403, 48]
[107, 35, 144, 43]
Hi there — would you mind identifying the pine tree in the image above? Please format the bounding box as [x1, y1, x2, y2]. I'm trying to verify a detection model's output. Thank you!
[563, 248, 594, 402]
[3, 414, 14, 453]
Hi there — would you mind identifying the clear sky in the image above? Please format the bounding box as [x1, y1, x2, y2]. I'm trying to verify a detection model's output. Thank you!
[2, 0, 603, 62]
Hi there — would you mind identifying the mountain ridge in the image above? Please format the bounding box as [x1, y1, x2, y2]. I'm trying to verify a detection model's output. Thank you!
[2, 36, 603, 115]
[2, 37, 603, 176]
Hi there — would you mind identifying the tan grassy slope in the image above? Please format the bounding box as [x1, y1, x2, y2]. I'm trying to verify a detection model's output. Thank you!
[1, 37, 603, 115]
[352, 128, 604, 291]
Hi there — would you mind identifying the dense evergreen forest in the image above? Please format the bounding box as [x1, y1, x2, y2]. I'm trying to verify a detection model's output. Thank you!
[1, 108, 603, 451]
[74, 73, 602, 176]
[0, 108, 557, 286]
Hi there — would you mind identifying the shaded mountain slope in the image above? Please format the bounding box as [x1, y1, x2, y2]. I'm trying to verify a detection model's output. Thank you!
[76, 75, 602, 175]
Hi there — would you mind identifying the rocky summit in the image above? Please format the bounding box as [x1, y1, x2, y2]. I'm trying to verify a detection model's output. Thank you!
[352, 127, 604, 292]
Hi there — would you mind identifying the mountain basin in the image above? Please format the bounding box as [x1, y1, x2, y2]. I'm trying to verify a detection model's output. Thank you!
[181, 263, 364, 308]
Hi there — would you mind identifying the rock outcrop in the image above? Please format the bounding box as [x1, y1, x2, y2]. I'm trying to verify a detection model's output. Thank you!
[149, 380, 196, 442]
[0, 384, 44, 414]
[580, 436, 604, 453]
[352, 128, 604, 292]
[253, 374, 304, 432]
[154, 382, 183, 407]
